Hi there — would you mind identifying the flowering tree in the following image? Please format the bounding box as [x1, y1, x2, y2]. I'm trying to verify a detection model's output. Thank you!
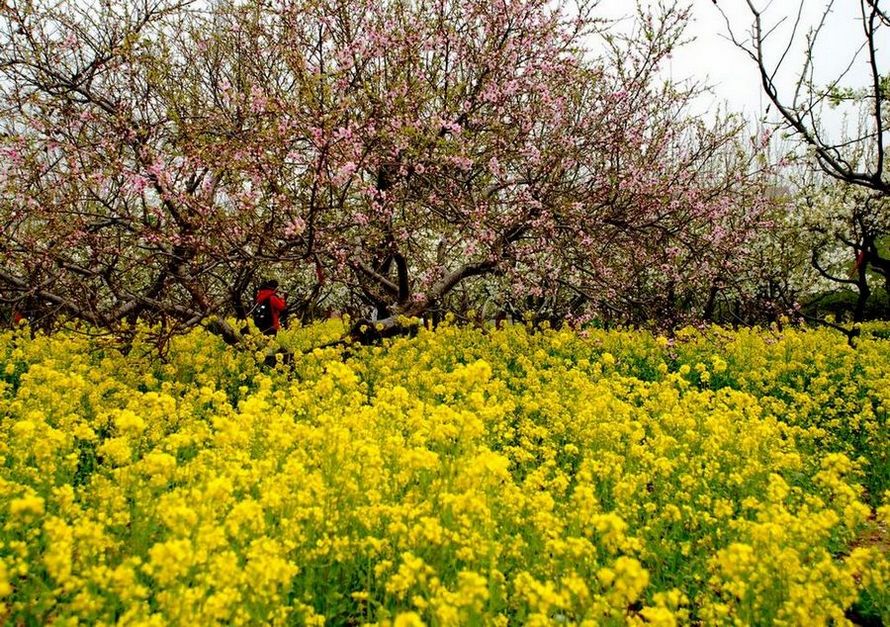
[496, 14, 782, 328]
[792, 169, 890, 321]
[1, 0, 778, 341]
[0, 1, 253, 341]
[721, 0, 890, 323]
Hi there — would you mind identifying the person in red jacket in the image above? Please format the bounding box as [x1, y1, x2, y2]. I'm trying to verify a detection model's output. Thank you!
[253, 279, 287, 335]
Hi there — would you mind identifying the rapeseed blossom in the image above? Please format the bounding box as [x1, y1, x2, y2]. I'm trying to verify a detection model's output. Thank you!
[0, 320, 887, 624]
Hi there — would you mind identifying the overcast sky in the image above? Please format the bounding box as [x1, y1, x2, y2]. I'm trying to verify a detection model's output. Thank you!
[598, 0, 883, 133]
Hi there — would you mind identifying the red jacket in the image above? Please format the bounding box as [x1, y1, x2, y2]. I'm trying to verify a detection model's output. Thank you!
[255, 289, 287, 330]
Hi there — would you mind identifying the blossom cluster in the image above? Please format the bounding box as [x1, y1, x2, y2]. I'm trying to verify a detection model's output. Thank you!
[1, 320, 888, 625]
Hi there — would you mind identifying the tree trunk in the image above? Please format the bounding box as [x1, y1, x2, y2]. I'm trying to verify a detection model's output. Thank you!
[854, 258, 872, 322]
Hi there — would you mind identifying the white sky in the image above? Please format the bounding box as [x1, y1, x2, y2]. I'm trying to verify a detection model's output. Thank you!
[598, 0, 884, 134]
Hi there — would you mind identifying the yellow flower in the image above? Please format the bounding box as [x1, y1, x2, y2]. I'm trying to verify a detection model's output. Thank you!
[0, 559, 12, 597]
[97, 437, 132, 466]
[145, 539, 195, 586]
[113, 409, 146, 436]
[639, 605, 677, 627]
[9, 494, 45, 519]
[393, 611, 426, 627]
[42, 516, 74, 584]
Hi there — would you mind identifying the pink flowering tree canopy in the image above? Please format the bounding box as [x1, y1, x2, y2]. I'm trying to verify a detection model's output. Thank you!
[0, 0, 780, 339]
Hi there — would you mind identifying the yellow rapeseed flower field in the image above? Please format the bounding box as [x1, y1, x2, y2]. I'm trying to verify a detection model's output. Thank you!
[0, 319, 888, 625]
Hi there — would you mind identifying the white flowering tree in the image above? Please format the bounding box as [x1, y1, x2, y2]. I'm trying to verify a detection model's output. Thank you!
[722, 0, 890, 325]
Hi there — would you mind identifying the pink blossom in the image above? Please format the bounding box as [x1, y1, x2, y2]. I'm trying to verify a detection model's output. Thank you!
[441, 121, 462, 135]
[284, 217, 306, 237]
[1, 147, 22, 165]
[333, 161, 358, 184]
[126, 173, 148, 194]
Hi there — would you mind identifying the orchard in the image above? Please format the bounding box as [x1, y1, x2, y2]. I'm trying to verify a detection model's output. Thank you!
[0, 0, 783, 335]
